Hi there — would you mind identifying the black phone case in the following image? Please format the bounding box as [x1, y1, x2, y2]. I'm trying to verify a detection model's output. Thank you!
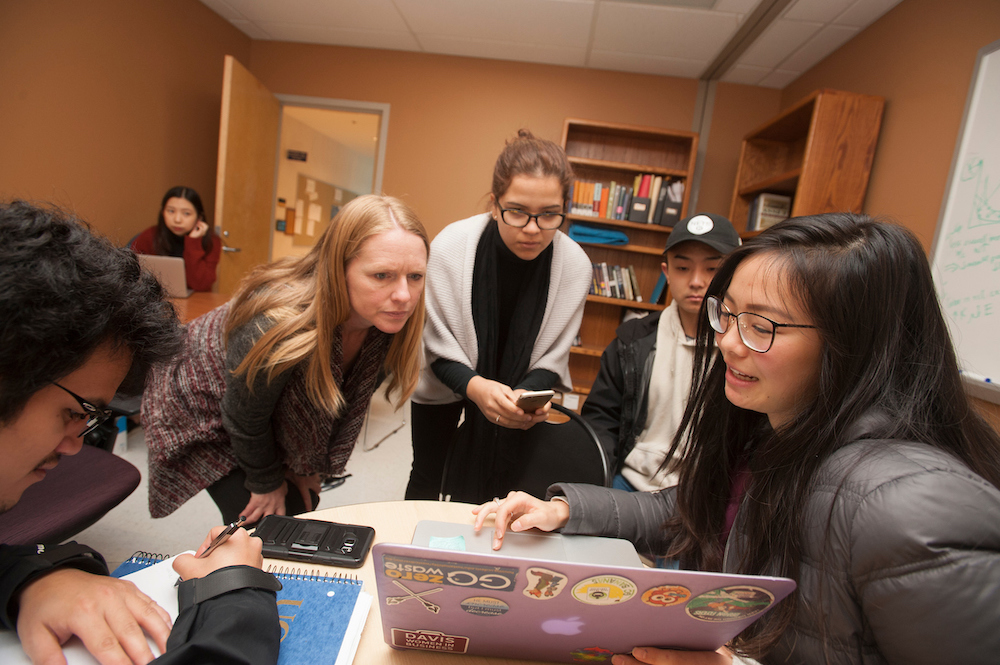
[255, 515, 375, 568]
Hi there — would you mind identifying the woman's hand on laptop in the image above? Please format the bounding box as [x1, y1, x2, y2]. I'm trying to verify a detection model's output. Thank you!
[610, 646, 733, 665]
[472, 491, 570, 550]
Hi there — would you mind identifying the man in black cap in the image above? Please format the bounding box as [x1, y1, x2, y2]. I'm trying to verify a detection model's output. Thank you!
[582, 213, 741, 492]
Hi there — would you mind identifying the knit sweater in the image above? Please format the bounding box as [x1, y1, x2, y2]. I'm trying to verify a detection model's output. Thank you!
[144, 303, 390, 517]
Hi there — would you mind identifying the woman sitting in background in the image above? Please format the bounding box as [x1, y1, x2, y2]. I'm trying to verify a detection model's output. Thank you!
[131, 186, 221, 291]
[475, 213, 1000, 664]
[144, 194, 429, 524]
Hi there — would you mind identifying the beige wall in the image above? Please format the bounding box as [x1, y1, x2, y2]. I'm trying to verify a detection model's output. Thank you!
[3, 0, 997, 252]
[247, 42, 772, 238]
[0, 0, 250, 242]
[782, 0, 1000, 250]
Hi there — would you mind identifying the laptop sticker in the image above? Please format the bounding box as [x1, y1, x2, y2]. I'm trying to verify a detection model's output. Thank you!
[385, 580, 442, 613]
[383, 553, 518, 592]
[390, 628, 470, 654]
[569, 646, 615, 662]
[460, 596, 510, 617]
[572, 575, 637, 605]
[640, 584, 692, 608]
[685, 585, 775, 622]
[428, 535, 466, 551]
[523, 567, 568, 599]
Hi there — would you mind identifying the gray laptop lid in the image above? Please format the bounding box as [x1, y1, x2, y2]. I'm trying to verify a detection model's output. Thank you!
[136, 254, 193, 298]
[411, 520, 643, 568]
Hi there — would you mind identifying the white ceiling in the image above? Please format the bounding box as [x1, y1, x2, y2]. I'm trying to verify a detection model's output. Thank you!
[201, 0, 903, 89]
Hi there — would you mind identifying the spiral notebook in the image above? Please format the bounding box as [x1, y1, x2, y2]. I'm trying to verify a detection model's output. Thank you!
[0, 552, 371, 665]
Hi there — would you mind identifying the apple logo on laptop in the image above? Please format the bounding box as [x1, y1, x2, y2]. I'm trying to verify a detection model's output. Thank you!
[541, 616, 585, 635]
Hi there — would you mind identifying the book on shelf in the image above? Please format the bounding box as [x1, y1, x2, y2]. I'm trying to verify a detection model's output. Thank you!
[652, 181, 669, 225]
[637, 174, 652, 199]
[569, 175, 684, 224]
[628, 265, 643, 303]
[590, 263, 644, 303]
[0, 552, 372, 665]
[647, 176, 663, 223]
[747, 193, 792, 231]
[650, 271, 668, 304]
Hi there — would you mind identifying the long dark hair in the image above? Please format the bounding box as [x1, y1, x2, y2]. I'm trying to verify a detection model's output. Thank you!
[153, 186, 214, 255]
[0, 200, 183, 423]
[662, 213, 1000, 656]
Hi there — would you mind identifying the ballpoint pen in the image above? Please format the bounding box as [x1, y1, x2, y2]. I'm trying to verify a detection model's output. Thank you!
[198, 515, 247, 558]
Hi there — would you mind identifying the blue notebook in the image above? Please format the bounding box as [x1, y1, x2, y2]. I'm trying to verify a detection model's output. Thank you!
[113, 552, 372, 665]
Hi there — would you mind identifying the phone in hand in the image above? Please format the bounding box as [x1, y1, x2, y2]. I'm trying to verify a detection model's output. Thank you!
[515, 389, 555, 412]
[254, 515, 375, 568]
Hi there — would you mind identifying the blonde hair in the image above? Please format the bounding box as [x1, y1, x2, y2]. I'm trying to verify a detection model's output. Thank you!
[225, 194, 429, 416]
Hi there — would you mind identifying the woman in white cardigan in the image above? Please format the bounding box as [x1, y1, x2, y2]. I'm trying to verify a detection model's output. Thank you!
[406, 130, 592, 503]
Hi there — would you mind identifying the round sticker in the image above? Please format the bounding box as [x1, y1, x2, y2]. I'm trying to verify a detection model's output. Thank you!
[685, 585, 774, 622]
[571, 575, 637, 605]
[460, 596, 509, 617]
[640, 584, 691, 608]
[686, 214, 714, 235]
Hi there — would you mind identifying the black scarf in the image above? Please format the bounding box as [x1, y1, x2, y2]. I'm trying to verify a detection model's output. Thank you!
[444, 220, 552, 502]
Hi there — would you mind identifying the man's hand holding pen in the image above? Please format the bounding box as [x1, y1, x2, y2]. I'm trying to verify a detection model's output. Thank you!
[173, 519, 264, 582]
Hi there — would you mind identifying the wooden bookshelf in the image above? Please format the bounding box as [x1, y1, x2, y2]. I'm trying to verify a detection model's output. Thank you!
[561, 119, 699, 395]
[729, 89, 885, 227]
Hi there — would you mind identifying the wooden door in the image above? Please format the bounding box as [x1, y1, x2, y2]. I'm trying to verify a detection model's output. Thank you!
[214, 55, 281, 295]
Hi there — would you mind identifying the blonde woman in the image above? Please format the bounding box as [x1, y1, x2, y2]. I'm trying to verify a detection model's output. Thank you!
[145, 195, 428, 523]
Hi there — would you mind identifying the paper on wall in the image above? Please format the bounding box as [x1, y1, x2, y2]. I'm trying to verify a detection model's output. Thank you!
[294, 199, 305, 234]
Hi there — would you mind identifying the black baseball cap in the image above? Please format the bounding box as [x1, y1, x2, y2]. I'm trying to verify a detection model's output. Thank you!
[663, 213, 741, 255]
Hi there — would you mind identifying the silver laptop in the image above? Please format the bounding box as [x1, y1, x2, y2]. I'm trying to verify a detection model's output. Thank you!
[375, 521, 796, 662]
[137, 254, 193, 298]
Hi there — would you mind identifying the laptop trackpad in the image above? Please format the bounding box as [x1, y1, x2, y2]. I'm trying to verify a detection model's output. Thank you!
[411, 520, 642, 568]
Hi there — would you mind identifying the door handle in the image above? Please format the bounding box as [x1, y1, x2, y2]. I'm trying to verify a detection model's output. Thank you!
[221, 230, 241, 253]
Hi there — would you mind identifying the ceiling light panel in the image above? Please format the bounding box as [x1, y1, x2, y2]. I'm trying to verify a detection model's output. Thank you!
[593, 3, 741, 60]
[394, 0, 595, 49]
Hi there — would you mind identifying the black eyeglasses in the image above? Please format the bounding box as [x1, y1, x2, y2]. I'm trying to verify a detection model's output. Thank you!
[706, 296, 817, 353]
[52, 382, 114, 437]
[497, 207, 566, 230]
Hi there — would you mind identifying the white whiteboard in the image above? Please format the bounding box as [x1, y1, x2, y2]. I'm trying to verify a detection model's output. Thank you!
[930, 39, 1000, 404]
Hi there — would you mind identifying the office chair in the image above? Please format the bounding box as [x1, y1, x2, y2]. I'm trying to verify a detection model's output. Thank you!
[440, 403, 611, 501]
[0, 438, 141, 546]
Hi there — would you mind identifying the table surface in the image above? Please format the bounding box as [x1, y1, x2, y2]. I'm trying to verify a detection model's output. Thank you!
[170, 291, 229, 323]
[268, 501, 550, 664]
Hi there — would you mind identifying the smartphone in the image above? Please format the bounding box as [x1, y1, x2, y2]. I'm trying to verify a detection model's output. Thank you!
[516, 389, 555, 412]
[255, 515, 375, 568]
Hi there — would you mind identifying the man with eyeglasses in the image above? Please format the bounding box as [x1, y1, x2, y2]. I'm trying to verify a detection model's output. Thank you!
[0, 201, 280, 664]
[582, 213, 741, 492]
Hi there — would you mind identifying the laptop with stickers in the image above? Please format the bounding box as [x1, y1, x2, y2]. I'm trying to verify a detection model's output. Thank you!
[374, 522, 795, 663]
[137, 254, 193, 298]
